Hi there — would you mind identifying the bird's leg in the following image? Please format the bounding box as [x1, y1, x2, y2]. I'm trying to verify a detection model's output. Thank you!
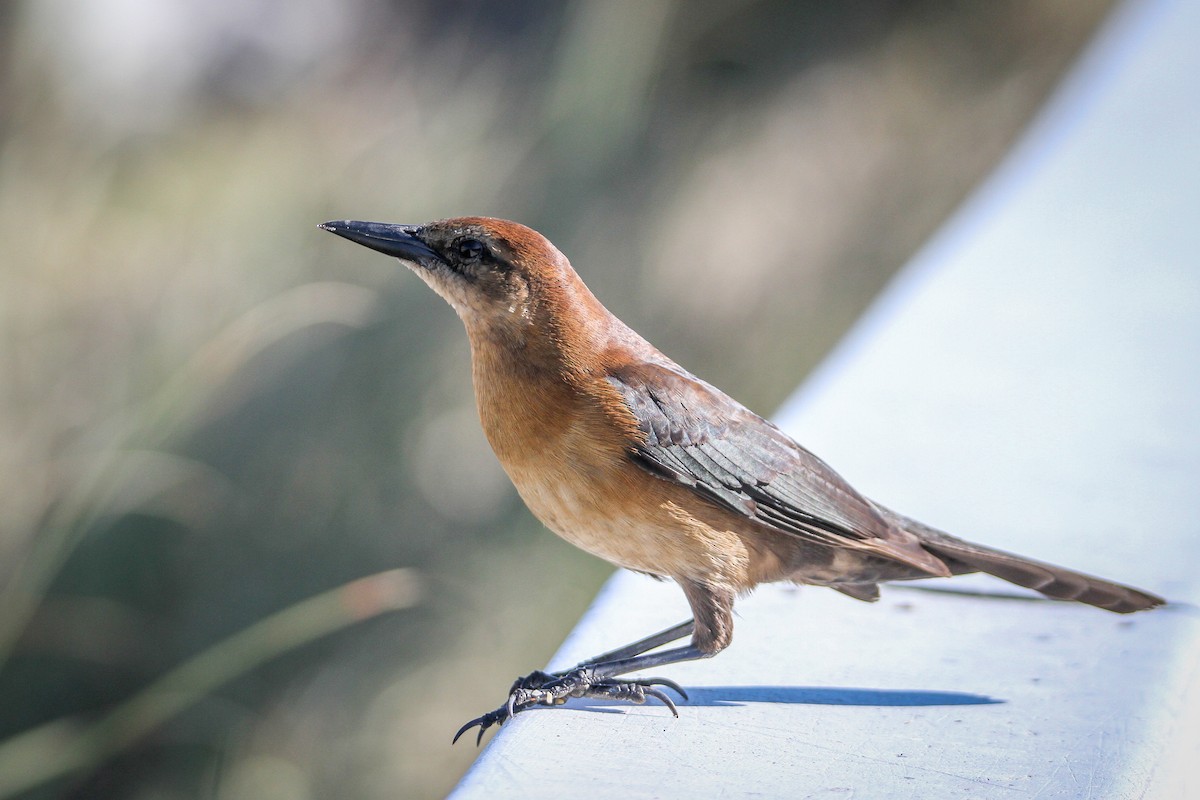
[493, 618, 694, 700]
[454, 582, 734, 744]
[452, 622, 699, 747]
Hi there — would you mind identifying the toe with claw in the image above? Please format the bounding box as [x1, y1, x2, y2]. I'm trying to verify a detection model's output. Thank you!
[452, 667, 688, 745]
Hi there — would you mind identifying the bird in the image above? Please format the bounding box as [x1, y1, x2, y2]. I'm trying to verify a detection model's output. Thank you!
[319, 216, 1164, 745]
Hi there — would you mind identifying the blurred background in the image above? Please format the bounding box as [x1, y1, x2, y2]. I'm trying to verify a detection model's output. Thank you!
[0, 0, 1115, 797]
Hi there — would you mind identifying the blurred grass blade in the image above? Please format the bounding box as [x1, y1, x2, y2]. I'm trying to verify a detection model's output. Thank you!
[138, 281, 381, 444]
[0, 451, 232, 667]
[0, 282, 379, 667]
[0, 569, 421, 799]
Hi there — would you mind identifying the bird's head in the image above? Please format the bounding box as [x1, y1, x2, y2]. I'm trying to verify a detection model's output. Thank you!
[320, 217, 601, 348]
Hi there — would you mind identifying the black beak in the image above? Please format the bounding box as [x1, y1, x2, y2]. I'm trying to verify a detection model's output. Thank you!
[319, 220, 444, 265]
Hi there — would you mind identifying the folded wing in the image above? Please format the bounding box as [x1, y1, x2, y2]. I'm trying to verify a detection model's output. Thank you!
[606, 361, 950, 577]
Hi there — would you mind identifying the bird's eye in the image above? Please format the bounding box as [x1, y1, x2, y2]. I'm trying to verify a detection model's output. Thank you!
[456, 238, 486, 261]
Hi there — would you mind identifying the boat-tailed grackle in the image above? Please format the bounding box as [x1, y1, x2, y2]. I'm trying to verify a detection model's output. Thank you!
[320, 216, 1163, 745]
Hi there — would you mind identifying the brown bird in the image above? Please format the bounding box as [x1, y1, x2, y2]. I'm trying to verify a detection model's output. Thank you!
[320, 216, 1164, 745]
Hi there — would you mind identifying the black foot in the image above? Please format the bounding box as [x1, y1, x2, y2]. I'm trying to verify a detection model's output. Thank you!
[452, 667, 688, 745]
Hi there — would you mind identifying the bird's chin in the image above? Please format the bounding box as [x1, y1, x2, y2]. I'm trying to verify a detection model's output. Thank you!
[403, 258, 447, 291]
[406, 262, 475, 317]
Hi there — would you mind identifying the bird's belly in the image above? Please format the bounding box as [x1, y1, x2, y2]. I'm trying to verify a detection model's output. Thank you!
[505, 459, 751, 583]
[506, 463, 659, 572]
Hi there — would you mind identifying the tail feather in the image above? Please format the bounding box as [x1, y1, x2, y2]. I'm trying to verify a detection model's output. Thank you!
[922, 536, 1163, 613]
[877, 505, 1164, 614]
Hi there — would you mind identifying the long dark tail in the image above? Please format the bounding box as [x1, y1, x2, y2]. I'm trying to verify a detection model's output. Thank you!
[878, 506, 1165, 614]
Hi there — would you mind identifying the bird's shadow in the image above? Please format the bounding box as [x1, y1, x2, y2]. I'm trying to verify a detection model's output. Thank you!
[571, 685, 1001, 714]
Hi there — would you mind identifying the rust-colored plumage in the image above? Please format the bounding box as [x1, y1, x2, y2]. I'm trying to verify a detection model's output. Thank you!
[320, 216, 1164, 744]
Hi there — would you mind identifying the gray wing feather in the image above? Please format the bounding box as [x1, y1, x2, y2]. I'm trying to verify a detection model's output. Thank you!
[608, 361, 904, 550]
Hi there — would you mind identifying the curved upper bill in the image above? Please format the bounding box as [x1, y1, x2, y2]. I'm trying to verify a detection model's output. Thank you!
[319, 220, 444, 264]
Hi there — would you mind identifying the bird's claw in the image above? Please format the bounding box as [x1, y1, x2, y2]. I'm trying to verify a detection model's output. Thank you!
[452, 705, 512, 747]
[452, 667, 688, 745]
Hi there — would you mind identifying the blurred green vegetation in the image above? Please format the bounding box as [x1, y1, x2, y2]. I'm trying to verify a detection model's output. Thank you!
[0, 0, 1112, 797]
